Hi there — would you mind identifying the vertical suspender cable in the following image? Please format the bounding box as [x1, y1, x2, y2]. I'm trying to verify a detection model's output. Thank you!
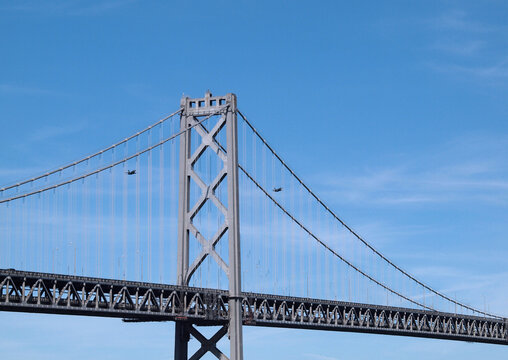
[19, 197, 23, 270]
[51, 189, 56, 273]
[171, 117, 177, 284]
[168, 121, 174, 283]
[122, 143, 128, 280]
[41, 183, 45, 272]
[68, 181, 74, 275]
[11, 188, 16, 269]
[148, 129, 152, 282]
[111, 148, 115, 279]
[71, 167, 75, 275]
[29, 190, 34, 271]
[272, 156, 289, 291]
[355, 236, 362, 302]
[29, 194, 33, 271]
[263, 144, 268, 289]
[240, 121, 251, 291]
[13, 198, 17, 269]
[44, 186, 48, 272]
[97, 157, 101, 277]
[315, 202, 319, 297]
[53, 189, 56, 272]
[17, 197, 21, 270]
[37, 194, 41, 272]
[59, 177, 63, 274]
[159, 123, 164, 283]
[325, 219, 329, 300]
[252, 130, 257, 291]
[248, 129, 253, 291]
[216, 136, 221, 289]
[299, 186, 304, 297]
[59, 179, 63, 273]
[84, 164, 88, 275]
[307, 195, 311, 297]
[21, 197, 26, 271]
[206, 120, 211, 289]
[0, 195, 3, 267]
[333, 221, 337, 300]
[35, 194, 40, 272]
[293, 185, 298, 296]
[66, 183, 71, 275]
[136, 136, 140, 281]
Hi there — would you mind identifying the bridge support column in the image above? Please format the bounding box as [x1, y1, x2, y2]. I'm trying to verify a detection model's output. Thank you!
[174, 322, 189, 359]
[225, 94, 243, 360]
[175, 91, 243, 360]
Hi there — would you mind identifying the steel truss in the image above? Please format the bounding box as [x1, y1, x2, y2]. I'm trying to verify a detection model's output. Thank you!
[1, 269, 507, 346]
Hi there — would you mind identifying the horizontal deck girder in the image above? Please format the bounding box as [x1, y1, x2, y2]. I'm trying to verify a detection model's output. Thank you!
[1, 269, 506, 345]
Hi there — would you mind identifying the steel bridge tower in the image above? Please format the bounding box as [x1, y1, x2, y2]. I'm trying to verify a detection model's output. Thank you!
[175, 92, 243, 360]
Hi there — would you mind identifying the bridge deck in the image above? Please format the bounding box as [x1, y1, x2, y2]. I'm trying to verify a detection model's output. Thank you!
[1, 269, 506, 345]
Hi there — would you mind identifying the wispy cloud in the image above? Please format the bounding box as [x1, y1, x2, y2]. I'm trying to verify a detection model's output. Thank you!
[429, 57, 508, 80]
[425, 9, 508, 83]
[430, 10, 495, 33]
[411, 267, 508, 316]
[0, 84, 58, 96]
[432, 39, 484, 56]
[0, 166, 46, 181]
[3, 122, 88, 156]
[317, 134, 508, 206]
[1, 122, 88, 180]
[304, 354, 340, 360]
[3, 0, 136, 16]
[27, 123, 87, 143]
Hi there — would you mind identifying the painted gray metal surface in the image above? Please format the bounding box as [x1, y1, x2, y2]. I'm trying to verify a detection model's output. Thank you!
[1, 269, 507, 346]
[176, 92, 243, 359]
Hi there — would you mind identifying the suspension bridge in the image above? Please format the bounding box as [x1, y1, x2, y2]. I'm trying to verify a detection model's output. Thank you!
[0, 92, 506, 359]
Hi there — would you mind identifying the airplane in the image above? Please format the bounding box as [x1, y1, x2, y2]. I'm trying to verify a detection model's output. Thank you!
[273, 187, 282, 192]
[126, 170, 136, 175]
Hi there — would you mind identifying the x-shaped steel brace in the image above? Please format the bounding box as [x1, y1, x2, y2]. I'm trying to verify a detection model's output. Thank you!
[189, 114, 227, 165]
[185, 113, 230, 284]
[186, 221, 229, 282]
[188, 167, 227, 221]
[189, 325, 229, 360]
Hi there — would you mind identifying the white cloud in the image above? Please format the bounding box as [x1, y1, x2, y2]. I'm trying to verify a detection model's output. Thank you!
[0, 84, 57, 96]
[304, 354, 340, 360]
[432, 39, 484, 56]
[27, 123, 87, 143]
[3, 0, 136, 16]
[316, 134, 508, 207]
[430, 10, 495, 33]
[429, 58, 508, 80]
[425, 9, 508, 83]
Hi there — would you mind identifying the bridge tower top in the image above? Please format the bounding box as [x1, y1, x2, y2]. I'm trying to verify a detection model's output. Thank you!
[180, 90, 237, 114]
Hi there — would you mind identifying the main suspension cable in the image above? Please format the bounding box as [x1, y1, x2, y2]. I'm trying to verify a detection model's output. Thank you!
[239, 164, 435, 311]
[0, 106, 228, 204]
[237, 109, 502, 319]
[0, 108, 183, 192]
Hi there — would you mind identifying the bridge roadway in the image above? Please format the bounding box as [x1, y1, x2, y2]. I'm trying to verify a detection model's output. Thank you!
[1, 269, 506, 345]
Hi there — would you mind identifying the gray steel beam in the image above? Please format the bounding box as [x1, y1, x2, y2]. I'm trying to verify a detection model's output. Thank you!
[176, 94, 192, 359]
[225, 94, 243, 360]
[1, 269, 507, 346]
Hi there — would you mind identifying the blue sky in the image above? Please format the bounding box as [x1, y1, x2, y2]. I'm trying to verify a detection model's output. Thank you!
[1, 0, 508, 359]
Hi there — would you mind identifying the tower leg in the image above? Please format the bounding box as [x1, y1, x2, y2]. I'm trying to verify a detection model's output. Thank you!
[225, 94, 243, 360]
[174, 322, 189, 360]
